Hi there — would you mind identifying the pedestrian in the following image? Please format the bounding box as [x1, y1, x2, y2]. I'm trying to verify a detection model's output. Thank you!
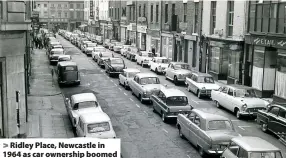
[152, 48, 156, 57]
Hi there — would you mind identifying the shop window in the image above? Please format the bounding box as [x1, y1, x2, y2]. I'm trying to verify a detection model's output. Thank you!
[228, 51, 240, 79]
[209, 47, 220, 73]
[275, 51, 286, 99]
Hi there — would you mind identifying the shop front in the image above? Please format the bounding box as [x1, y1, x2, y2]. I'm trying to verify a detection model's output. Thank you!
[107, 23, 113, 40]
[137, 25, 147, 51]
[127, 23, 136, 46]
[184, 34, 197, 67]
[146, 29, 160, 55]
[112, 21, 120, 41]
[100, 22, 107, 39]
[120, 23, 127, 43]
[206, 37, 244, 83]
[245, 34, 286, 101]
[161, 33, 174, 60]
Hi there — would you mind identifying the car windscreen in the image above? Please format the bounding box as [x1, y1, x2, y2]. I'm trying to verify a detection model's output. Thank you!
[64, 66, 77, 71]
[59, 57, 70, 61]
[166, 96, 188, 106]
[197, 76, 214, 83]
[234, 89, 258, 98]
[73, 101, 98, 110]
[208, 120, 233, 131]
[174, 64, 190, 70]
[51, 51, 63, 54]
[111, 58, 123, 64]
[250, 152, 283, 158]
[87, 43, 97, 47]
[87, 122, 110, 133]
[140, 77, 160, 85]
[157, 59, 169, 63]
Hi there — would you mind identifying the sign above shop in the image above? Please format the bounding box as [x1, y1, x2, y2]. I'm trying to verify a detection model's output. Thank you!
[246, 35, 286, 49]
[137, 25, 147, 33]
[127, 23, 136, 31]
[138, 17, 147, 22]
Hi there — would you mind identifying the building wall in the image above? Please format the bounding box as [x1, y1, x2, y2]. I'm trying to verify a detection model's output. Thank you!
[84, 0, 90, 22]
[99, 0, 109, 21]
[35, 2, 49, 19]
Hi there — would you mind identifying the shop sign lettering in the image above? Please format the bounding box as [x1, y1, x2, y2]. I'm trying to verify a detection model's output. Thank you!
[253, 37, 286, 47]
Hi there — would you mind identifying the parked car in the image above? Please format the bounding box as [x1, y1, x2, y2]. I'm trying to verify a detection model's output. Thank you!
[84, 43, 97, 56]
[96, 36, 103, 45]
[186, 72, 220, 98]
[103, 39, 110, 48]
[177, 109, 240, 157]
[48, 41, 61, 51]
[47, 44, 63, 55]
[165, 62, 193, 85]
[120, 45, 132, 57]
[80, 41, 92, 52]
[126, 47, 138, 61]
[119, 68, 141, 89]
[49, 48, 64, 65]
[65, 93, 103, 128]
[151, 86, 193, 122]
[211, 85, 270, 119]
[108, 40, 118, 51]
[92, 46, 106, 62]
[221, 137, 284, 158]
[58, 55, 71, 62]
[113, 42, 124, 53]
[97, 52, 114, 68]
[136, 51, 154, 67]
[256, 104, 286, 145]
[104, 57, 125, 77]
[149, 57, 169, 74]
[129, 73, 162, 103]
[78, 38, 89, 48]
[75, 112, 116, 139]
[57, 61, 80, 86]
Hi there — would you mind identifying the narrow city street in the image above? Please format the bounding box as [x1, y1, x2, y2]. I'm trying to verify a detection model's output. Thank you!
[55, 35, 286, 157]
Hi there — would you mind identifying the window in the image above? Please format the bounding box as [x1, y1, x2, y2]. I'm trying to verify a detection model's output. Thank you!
[51, 4, 54, 7]
[44, 4, 47, 7]
[77, 4, 80, 8]
[227, 1, 234, 36]
[210, 1, 216, 34]
[58, 4, 61, 8]
[139, 5, 141, 17]
[262, 1, 270, 32]
[269, 107, 280, 116]
[278, 109, 286, 119]
[77, 11, 80, 18]
[133, 6, 135, 21]
[165, 4, 168, 23]
[122, 7, 126, 16]
[187, 112, 196, 122]
[237, 147, 248, 158]
[151, 5, 153, 22]
[269, 3, 278, 33]
[65, 4, 67, 8]
[143, 4, 146, 17]
[129, 6, 131, 20]
[172, 4, 175, 15]
[183, 3, 187, 22]
[228, 142, 239, 155]
[0, 1, 3, 19]
[118, 8, 119, 19]
[228, 88, 234, 96]
[65, 12, 68, 18]
[153, 4, 158, 22]
[58, 12, 61, 18]
[194, 2, 199, 33]
[194, 116, 201, 127]
[222, 87, 228, 93]
[70, 12, 74, 19]
[157, 91, 166, 102]
[70, 3, 73, 8]
[228, 51, 241, 78]
[166, 96, 188, 106]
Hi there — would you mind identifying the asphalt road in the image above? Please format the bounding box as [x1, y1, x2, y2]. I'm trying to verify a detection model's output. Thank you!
[56, 35, 286, 158]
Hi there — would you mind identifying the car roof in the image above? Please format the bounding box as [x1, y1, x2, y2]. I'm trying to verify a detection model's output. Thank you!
[141, 51, 152, 54]
[192, 72, 212, 77]
[192, 109, 229, 121]
[232, 137, 281, 152]
[224, 84, 254, 90]
[53, 45, 63, 47]
[83, 41, 92, 43]
[153, 57, 168, 59]
[123, 68, 140, 73]
[170, 62, 189, 65]
[160, 86, 186, 98]
[71, 93, 97, 103]
[94, 46, 105, 49]
[58, 55, 70, 58]
[80, 112, 111, 124]
[58, 61, 77, 66]
[50, 41, 60, 44]
[136, 73, 158, 78]
[51, 48, 64, 51]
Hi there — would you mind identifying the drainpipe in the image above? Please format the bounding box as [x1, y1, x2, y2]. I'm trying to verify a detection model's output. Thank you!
[160, 0, 163, 57]
[135, 1, 138, 48]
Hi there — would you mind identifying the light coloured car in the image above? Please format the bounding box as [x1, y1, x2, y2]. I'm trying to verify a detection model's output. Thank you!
[92, 46, 106, 62]
[96, 36, 103, 45]
[113, 42, 124, 53]
[80, 41, 92, 52]
[221, 137, 284, 158]
[84, 43, 97, 56]
[97, 52, 114, 68]
[58, 55, 71, 62]
[129, 73, 162, 103]
[165, 62, 193, 85]
[65, 93, 103, 128]
[149, 57, 169, 74]
[177, 109, 241, 157]
[211, 85, 269, 119]
[119, 68, 141, 89]
[186, 72, 220, 98]
[75, 112, 116, 139]
[120, 45, 132, 57]
[151, 86, 193, 122]
[49, 48, 64, 64]
[108, 40, 118, 51]
[136, 51, 154, 67]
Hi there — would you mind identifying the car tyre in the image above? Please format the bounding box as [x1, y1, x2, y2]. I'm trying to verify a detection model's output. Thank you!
[162, 113, 167, 123]
[152, 106, 156, 113]
[178, 128, 184, 139]
[139, 94, 144, 103]
[141, 62, 144, 67]
[124, 82, 128, 90]
[155, 68, 159, 74]
[187, 85, 191, 92]
[197, 90, 201, 99]
[261, 123, 268, 132]
[198, 146, 206, 158]
[235, 109, 241, 119]
[215, 100, 220, 108]
[118, 79, 121, 85]
[174, 76, 178, 85]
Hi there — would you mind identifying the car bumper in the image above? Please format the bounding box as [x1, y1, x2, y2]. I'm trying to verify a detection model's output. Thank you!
[207, 150, 224, 155]
[59, 80, 80, 84]
[199, 90, 212, 96]
[50, 59, 58, 62]
[239, 111, 258, 117]
[177, 78, 186, 82]
[109, 71, 123, 74]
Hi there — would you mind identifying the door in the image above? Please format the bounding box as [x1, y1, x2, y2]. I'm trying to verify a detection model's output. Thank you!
[152, 91, 164, 113]
[225, 88, 235, 111]
[157, 92, 167, 113]
[267, 106, 280, 133]
[219, 87, 229, 107]
[76, 118, 85, 137]
[189, 75, 198, 93]
[183, 112, 196, 141]
[189, 115, 201, 145]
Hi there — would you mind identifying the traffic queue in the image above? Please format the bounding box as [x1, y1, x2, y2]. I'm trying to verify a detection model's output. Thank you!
[56, 28, 285, 158]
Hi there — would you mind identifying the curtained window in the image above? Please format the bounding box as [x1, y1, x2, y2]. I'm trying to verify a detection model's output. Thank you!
[228, 51, 241, 79]
[275, 51, 286, 99]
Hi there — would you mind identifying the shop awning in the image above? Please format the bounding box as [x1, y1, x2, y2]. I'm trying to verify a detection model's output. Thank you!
[79, 24, 87, 28]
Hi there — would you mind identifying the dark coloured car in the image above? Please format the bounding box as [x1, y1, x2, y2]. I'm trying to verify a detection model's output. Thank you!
[256, 104, 286, 145]
[57, 61, 80, 86]
[104, 57, 126, 77]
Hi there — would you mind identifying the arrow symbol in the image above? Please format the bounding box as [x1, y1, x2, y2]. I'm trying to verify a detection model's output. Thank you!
[3, 143, 8, 148]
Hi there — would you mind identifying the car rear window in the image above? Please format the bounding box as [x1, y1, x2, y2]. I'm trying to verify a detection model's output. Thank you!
[87, 122, 110, 133]
[250, 151, 283, 158]
[208, 120, 233, 131]
[65, 66, 76, 71]
[166, 96, 188, 106]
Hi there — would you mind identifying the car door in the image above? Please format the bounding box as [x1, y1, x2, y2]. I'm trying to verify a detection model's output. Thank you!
[183, 112, 196, 141]
[158, 92, 167, 114]
[189, 75, 198, 93]
[152, 91, 164, 112]
[276, 108, 286, 139]
[219, 87, 229, 108]
[221, 141, 240, 158]
[119, 71, 125, 85]
[76, 118, 85, 137]
[225, 88, 235, 111]
[267, 106, 281, 133]
[189, 115, 201, 145]
[166, 63, 174, 78]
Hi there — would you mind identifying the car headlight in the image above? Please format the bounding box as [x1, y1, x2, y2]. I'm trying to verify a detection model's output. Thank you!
[266, 104, 271, 109]
[201, 87, 206, 90]
[158, 65, 162, 69]
[241, 104, 247, 111]
[178, 74, 182, 78]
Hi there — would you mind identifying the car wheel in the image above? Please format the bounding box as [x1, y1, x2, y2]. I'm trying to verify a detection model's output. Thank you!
[162, 113, 166, 123]
[152, 105, 156, 113]
[174, 76, 179, 85]
[141, 62, 144, 67]
[155, 68, 158, 74]
[187, 85, 191, 92]
[197, 90, 201, 99]
[215, 100, 220, 108]
[198, 146, 206, 157]
[124, 82, 128, 90]
[178, 128, 184, 138]
[118, 79, 121, 85]
[235, 109, 241, 119]
[139, 94, 144, 103]
[261, 123, 268, 132]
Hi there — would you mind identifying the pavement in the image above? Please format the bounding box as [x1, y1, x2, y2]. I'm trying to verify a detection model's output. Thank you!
[26, 48, 74, 138]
